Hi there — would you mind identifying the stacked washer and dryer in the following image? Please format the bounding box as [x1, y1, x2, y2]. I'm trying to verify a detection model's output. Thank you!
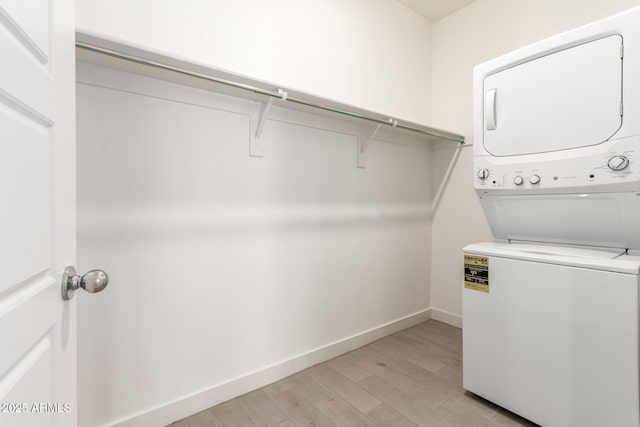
[463, 6, 640, 427]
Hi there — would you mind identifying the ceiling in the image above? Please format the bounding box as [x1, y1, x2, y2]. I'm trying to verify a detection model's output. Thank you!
[397, 0, 477, 22]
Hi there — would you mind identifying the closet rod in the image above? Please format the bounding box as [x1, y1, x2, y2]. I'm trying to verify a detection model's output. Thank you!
[76, 41, 465, 144]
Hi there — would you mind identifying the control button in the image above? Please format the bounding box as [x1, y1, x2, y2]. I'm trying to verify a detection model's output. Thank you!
[529, 174, 541, 185]
[514, 176, 524, 186]
[478, 169, 490, 180]
[608, 155, 630, 171]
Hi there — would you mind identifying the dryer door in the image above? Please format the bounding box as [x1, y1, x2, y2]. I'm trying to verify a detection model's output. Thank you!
[483, 35, 623, 156]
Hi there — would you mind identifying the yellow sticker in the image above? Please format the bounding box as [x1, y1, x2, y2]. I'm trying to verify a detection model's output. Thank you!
[464, 254, 489, 293]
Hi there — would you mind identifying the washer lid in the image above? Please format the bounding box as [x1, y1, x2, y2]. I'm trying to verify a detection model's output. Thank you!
[464, 242, 639, 274]
[482, 35, 623, 156]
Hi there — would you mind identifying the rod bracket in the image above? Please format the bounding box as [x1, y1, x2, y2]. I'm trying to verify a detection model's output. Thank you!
[357, 123, 382, 168]
[276, 88, 288, 101]
[250, 88, 287, 157]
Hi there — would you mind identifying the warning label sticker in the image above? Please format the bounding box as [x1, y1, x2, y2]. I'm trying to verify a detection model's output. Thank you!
[464, 254, 489, 293]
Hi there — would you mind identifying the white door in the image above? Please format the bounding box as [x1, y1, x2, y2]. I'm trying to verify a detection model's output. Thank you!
[483, 35, 623, 156]
[0, 0, 78, 426]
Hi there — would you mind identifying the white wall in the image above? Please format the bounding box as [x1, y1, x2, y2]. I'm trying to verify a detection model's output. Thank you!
[76, 63, 432, 427]
[75, 0, 433, 125]
[74, 2, 640, 425]
[430, 0, 640, 321]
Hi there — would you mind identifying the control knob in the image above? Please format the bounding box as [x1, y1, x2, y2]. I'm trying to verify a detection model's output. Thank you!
[478, 169, 490, 180]
[529, 174, 541, 185]
[513, 176, 524, 186]
[607, 155, 630, 171]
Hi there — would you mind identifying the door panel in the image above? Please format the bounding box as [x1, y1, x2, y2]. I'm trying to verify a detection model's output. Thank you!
[483, 35, 623, 156]
[1, 335, 55, 427]
[0, 12, 52, 119]
[0, 0, 50, 62]
[0, 103, 51, 291]
[0, 281, 58, 376]
[0, 0, 76, 425]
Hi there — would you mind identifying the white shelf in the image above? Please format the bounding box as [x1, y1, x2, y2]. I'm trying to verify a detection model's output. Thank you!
[76, 32, 465, 147]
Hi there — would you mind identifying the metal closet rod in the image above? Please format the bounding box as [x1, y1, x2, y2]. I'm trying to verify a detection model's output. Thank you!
[76, 41, 465, 144]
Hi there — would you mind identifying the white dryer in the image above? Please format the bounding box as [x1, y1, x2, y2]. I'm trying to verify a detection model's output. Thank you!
[465, 6, 640, 427]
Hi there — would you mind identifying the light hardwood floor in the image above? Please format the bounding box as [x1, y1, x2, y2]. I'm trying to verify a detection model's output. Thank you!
[169, 320, 537, 427]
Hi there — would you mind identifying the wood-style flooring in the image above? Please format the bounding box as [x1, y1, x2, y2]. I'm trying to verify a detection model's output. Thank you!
[169, 320, 536, 427]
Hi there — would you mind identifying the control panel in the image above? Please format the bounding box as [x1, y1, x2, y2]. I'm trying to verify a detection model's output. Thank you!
[474, 138, 639, 192]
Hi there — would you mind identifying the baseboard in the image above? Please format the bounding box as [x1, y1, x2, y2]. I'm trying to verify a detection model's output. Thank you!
[106, 308, 432, 427]
[431, 307, 463, 328]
